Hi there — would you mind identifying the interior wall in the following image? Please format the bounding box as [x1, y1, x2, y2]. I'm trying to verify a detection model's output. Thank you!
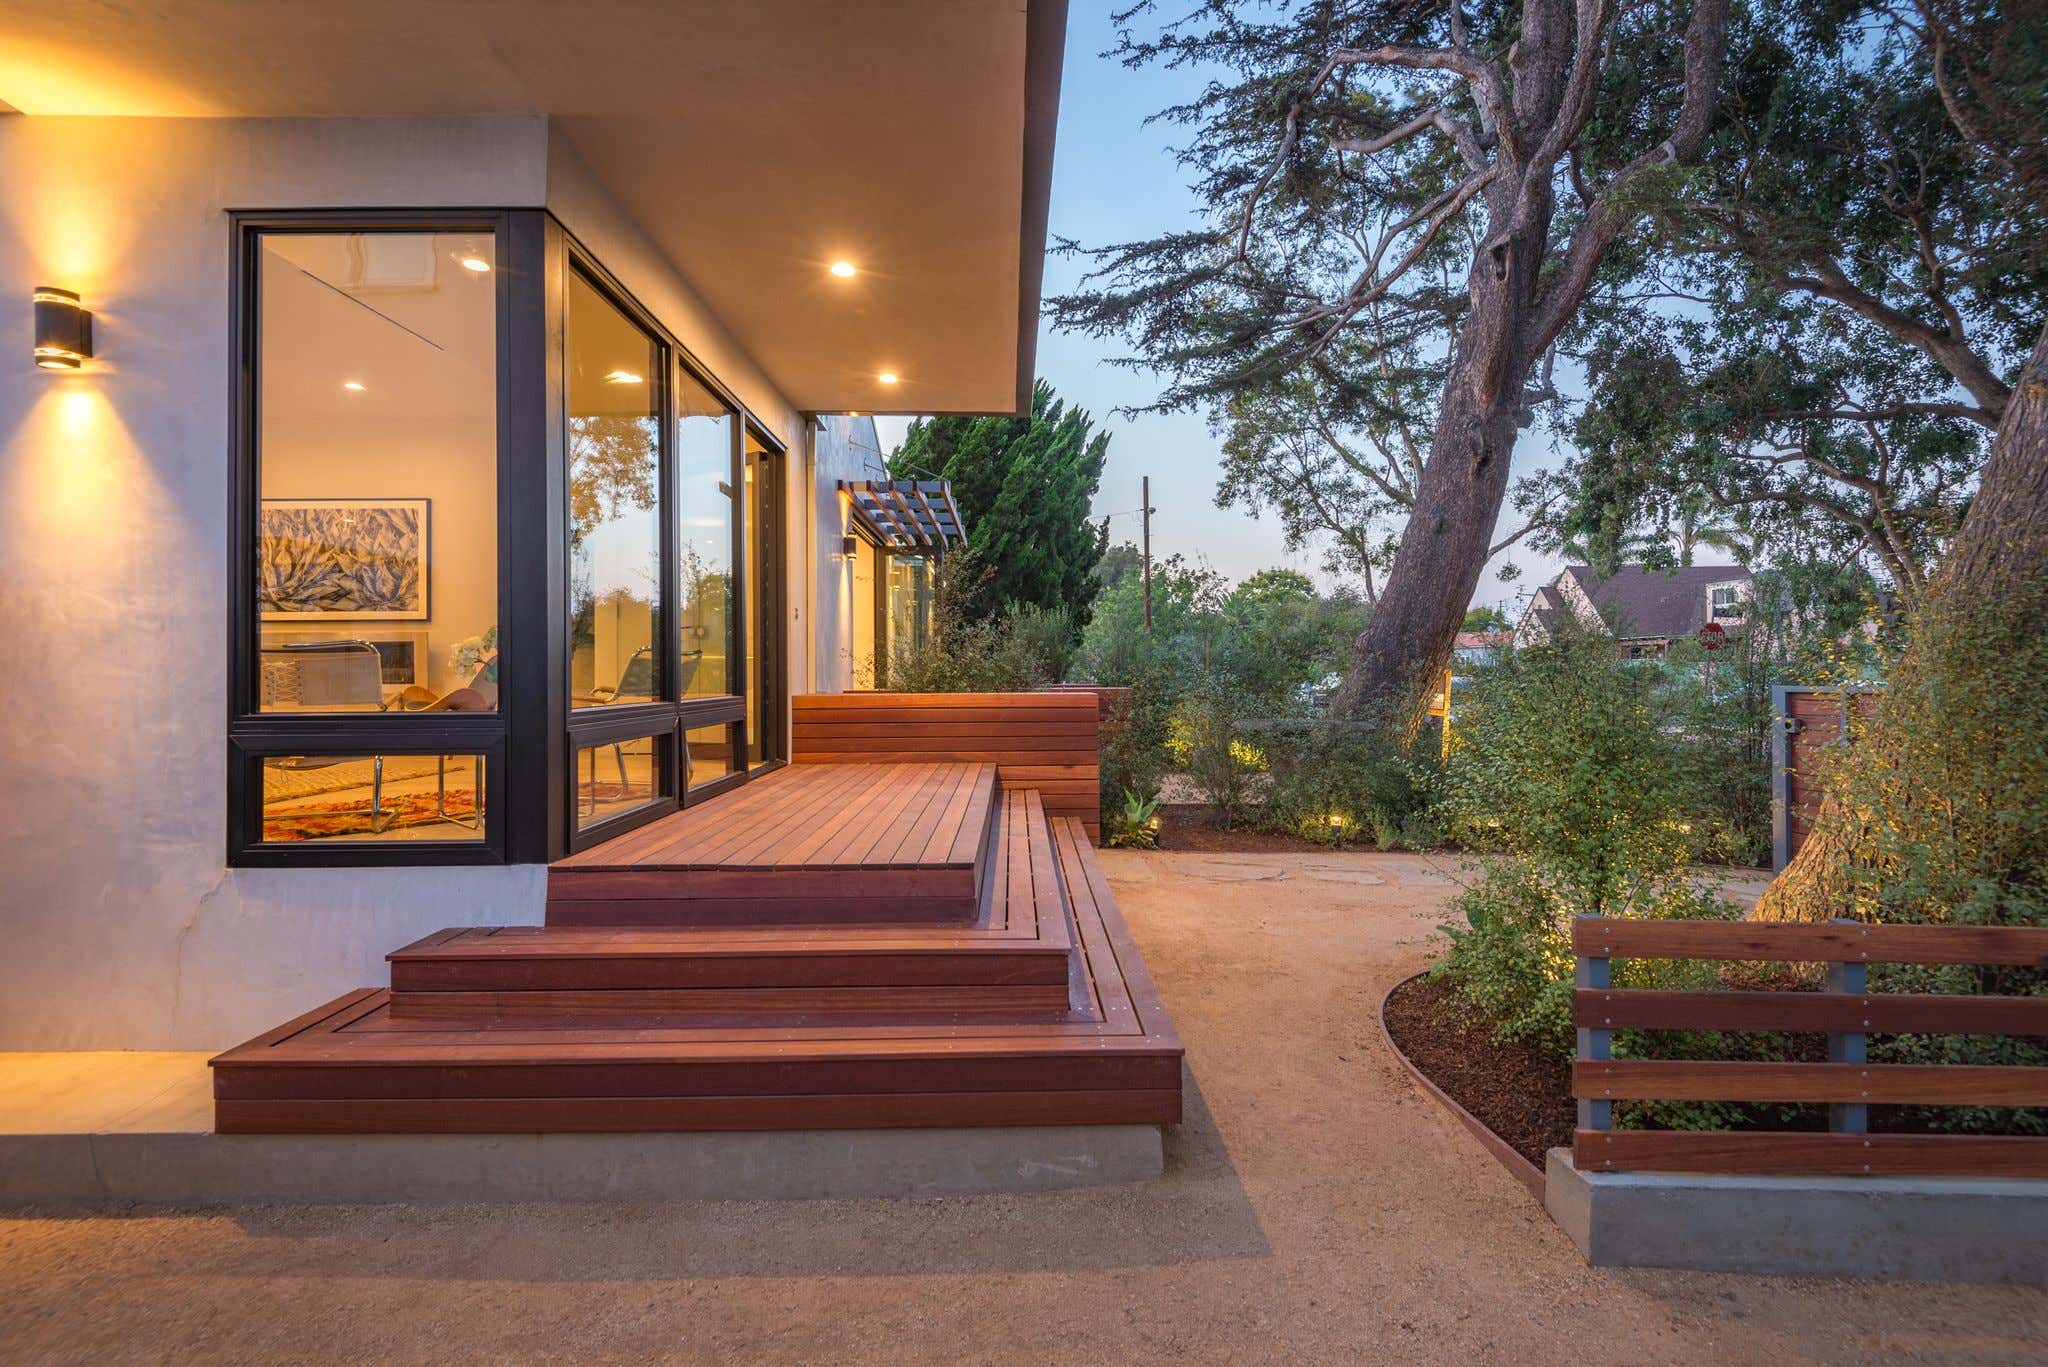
[0, 115, 558, 1050]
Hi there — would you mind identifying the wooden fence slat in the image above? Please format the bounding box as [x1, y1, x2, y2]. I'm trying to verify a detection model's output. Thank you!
[1573, 1059, 2048, 1106]
[1572, 917, 2048, 967]
[1574, 1128, 2048, 1176]
[1572, 988, 2048, 1036]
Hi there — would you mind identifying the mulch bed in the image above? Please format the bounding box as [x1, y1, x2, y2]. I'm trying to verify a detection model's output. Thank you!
[1381, 973, 1574, 1167]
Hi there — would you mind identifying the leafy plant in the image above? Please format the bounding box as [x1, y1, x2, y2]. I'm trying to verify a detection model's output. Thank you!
[1105, 788, 1161, 850]
[1431, 621, 1741, 1056]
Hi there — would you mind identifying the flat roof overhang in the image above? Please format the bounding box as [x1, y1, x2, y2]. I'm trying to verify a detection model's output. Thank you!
[0, 0, 1066, 417]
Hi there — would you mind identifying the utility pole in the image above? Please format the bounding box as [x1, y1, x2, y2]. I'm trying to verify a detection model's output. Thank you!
[1141, 474, 1154, 635]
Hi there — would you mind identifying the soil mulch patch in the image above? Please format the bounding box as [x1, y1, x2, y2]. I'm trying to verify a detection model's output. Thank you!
[1382, 973, 1574, 1167]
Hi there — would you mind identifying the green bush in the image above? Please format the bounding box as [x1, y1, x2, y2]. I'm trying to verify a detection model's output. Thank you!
[881, 553, 1067, 693]
[1807, 576, 2048, 1133]
[1164, 679, 1266, 828]
[1261, 722, 1439, 849]
[1431, 622, 1740, 1056]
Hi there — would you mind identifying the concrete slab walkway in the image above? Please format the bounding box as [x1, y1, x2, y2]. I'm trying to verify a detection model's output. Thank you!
[2, 851, 2041, 1362]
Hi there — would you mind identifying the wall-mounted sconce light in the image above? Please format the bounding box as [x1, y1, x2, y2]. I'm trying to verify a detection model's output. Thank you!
[840, 535, 859, 558]
[34, 287, 93, 371]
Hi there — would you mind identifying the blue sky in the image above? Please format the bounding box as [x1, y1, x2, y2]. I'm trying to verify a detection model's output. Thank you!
[881, 4, 1566, 612]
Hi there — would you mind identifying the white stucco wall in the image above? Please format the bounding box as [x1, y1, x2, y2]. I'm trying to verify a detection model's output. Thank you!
[0, 114, 811, 1049]
[808, 415, 888, 693]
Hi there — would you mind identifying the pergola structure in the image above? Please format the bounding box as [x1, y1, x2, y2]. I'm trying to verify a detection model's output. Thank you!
[841, 479, 968, 551]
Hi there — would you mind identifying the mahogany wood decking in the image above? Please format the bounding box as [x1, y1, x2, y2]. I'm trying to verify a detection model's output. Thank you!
[547, 762, 998, 925]
[213, 802, 1182, 1133]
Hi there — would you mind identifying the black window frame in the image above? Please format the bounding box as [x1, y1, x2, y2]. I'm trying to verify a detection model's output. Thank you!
[227, 209, 530, 867]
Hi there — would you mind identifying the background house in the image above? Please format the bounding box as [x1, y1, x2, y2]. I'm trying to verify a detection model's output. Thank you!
[1513, 564, 1754, 658]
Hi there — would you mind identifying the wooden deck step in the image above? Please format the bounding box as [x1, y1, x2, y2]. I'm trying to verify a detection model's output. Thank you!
[212, 815, 1182, 1133]
[387, 794, 1074, 1022]
[547, 762, 1000, 926]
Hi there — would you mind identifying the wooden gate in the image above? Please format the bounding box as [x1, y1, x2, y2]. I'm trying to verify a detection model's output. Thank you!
[1771, 684, 1882, 871]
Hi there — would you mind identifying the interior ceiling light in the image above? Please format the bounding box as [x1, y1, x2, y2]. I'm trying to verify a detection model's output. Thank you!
[877, 372, 899, 385]
[604, 369, 644, 385]
[457, 255, 492, 273]
[829, 261, 857, 278]
[342, 379, 367, 392]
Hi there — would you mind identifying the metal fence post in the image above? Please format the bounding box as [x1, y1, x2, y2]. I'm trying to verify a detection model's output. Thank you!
[1576, 917, 1612, 1133]
[1826, 917, 1869, 1135]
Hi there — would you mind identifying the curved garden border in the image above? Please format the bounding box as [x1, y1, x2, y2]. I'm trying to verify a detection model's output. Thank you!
[1377, 971, 1546, 1202]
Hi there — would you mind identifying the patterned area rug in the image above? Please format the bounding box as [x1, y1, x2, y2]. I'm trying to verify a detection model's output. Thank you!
[262, 789, 481, 842]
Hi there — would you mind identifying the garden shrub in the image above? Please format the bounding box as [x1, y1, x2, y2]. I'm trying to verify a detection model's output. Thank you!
[1261, 721, 1439, 849]
[1430, 623, 1740, 1056]
[1801, 577, 2048, 1133]
[1164, 679, 1268, 828]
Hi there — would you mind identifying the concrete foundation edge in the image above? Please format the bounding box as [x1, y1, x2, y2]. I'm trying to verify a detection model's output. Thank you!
[0, 1126, 1165, 1210]
[1545, 1147, 2048, 1285]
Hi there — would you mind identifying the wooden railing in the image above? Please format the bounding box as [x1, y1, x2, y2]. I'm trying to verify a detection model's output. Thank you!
[1572, 915, 2048, 1177]
[792, 691, 1103, 839]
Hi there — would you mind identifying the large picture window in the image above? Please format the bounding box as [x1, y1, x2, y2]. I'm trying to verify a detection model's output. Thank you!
[254, 231, 499, 714]
[568, 270, 664, 709]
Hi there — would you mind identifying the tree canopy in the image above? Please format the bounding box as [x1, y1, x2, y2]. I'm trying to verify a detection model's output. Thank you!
[1549, 0, 2048, 596]
[888, 380, 1111, 625]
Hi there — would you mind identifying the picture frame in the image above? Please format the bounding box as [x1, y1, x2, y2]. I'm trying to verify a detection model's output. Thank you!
[258, 498, 430, 621]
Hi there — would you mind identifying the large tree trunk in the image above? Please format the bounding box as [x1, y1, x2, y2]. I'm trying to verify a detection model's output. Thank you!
[1756, 316, 2048, 921]
[1326, 203, 1550, 733]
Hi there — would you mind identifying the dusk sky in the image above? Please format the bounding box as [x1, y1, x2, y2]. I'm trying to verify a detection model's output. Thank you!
[882, 4, 1569, 612]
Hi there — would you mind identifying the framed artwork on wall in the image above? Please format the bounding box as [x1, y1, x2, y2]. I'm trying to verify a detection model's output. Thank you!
[258, 498, 430, 621]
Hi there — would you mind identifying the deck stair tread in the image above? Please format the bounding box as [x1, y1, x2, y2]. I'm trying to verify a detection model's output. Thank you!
[213, 814, 1182, 1132]
[546, 762, 1001, 925]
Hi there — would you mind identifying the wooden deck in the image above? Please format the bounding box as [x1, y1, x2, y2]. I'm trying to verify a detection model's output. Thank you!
[547, 761, 999, 925]
[213, 810, 1182, 1132]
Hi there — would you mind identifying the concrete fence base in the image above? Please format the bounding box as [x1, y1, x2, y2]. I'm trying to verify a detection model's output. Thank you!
[1546, 1147, 2048, 1285]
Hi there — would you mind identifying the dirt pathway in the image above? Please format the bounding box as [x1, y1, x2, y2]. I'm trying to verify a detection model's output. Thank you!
[0, 852, 2039, 1364]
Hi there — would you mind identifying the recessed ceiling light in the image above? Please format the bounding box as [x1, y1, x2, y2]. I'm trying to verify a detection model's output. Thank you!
[604, 369, 644, 385]
[877, 372, 899, 385]
[458, 255, 492, 273]
[342, 379, 367, 392]
[829, 261, 857, 278]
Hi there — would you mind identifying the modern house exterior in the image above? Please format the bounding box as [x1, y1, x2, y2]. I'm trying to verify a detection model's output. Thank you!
[1514, 563, 1754, 657]
[0, 0, 1164, 1091]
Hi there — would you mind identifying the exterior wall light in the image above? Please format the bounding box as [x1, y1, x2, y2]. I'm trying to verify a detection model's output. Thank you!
[33, 286, 93, 370]
[841, 535, 859, 558]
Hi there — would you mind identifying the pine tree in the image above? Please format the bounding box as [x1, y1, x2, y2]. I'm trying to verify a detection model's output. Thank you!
[888, 380, 1111, 625]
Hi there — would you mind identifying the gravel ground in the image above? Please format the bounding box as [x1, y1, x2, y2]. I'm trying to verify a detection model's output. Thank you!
[1, 851, 2041, 1364]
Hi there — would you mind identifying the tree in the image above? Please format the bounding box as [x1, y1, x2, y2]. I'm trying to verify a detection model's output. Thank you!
[1052, 0, 1733, 733]
[1554, 0, 2045, 597]
[889, 380, 1110, 625]
[1461, 604, 1509, 632]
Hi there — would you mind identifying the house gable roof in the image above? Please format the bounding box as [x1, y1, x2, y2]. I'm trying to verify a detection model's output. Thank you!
[1564, 563, 1751, 640]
